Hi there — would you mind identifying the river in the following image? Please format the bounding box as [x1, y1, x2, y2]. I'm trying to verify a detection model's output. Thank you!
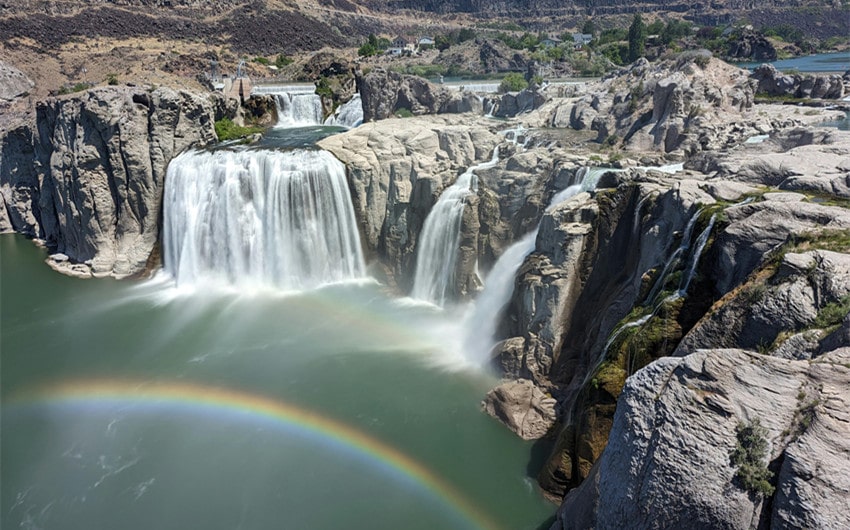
[1, 235, 553, 530]
[734, 50, 850, 73]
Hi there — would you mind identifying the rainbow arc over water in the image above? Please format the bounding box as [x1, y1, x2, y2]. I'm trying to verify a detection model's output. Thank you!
[6, 379, 501, 530]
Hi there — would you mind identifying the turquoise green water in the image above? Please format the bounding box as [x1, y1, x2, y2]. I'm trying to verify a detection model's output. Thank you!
[1, 234, 554, 530]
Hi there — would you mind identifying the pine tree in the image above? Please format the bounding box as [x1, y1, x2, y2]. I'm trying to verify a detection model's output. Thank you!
[628, 14, 647, 62]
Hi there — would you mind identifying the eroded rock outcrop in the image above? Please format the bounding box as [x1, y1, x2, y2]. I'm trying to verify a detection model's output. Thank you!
[356, 68, 481, 122]
[553, 347, 850, 530]
[318, 115, 500, 291]
[0, 86, 220, 277]
[753, 63, 845, 100]
[557, 55, 758, 153]
[0, 60, 33, 102]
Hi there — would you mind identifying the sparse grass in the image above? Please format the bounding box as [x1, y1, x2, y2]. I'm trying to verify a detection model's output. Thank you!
[394, 107, 414, 118]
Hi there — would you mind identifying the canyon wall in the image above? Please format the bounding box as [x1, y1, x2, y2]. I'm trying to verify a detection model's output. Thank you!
[0, 86, 225, 277]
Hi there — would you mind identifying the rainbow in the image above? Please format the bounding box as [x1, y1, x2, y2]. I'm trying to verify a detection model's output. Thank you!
[5, 379, 501, 530]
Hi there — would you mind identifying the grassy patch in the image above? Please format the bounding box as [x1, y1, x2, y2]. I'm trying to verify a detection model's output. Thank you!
[214, 118, 263, 142]
[812, 295, 850, 329]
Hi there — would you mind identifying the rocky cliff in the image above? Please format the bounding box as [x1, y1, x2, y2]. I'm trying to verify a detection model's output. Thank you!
[548, 54, 846, 155]
[554, 345, 850, 530]
[0, 86, 223, 277]
[356, 68, 483, 122]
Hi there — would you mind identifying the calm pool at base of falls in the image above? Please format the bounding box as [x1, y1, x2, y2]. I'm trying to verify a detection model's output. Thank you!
[0, 234, 555, 530]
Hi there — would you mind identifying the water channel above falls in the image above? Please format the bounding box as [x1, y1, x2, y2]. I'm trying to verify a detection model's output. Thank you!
[1, 112, 555, 529]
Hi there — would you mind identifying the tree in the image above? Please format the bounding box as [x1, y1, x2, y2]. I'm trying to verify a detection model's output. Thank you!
[628, 13, 647, 62]
[581, 19, 597, 36]
[499, 73, 528, 93]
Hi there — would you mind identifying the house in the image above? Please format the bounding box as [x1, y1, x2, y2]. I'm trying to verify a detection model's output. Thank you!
[572, 33, 593, 49]
[540, 36, 562, 48]
[388, 35, 415, 56]
[418, 36, 435, 49]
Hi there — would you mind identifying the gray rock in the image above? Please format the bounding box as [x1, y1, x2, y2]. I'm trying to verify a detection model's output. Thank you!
[356, 68, 480, 122]
[677, 250, 850, 355]
[1, 86, 219, 278]
[482, 378, 557, 440]
[319, 115, 500, 293]
[553, 348, 850, 530]
[0, 61, 33, 101]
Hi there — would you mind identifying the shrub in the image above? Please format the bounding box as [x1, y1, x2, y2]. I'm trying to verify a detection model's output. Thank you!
[731, 419, 775, 496]
[214, 118, 263, 141]
[499, 73, 528, 93]
[106, 73, 118, 86]
[253, 56, 270, 65]
[275, 54, 293, 68]
[394, 107, 413, 118]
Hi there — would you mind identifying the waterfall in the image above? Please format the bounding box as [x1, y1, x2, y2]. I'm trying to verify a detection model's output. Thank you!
[594, 212, 718, 377]
[163, 148, 365, 291]
[462, 166, 616, 364]
[324, 94, 364, 128]
[643, 211, 701, 305]
[411, 149, 501, 305]
[254, 85, 324, 127]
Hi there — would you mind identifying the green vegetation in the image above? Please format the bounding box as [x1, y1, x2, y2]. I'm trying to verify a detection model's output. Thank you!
[58, 82, 92, 95]
[275, 54, 293, 68]
[106, 73, 118, 86]
[494, 32, 540, 51]
[315, 76, 333, 99]
[214, 118, 263, 142]
[812, 295, 850, 329]
[394, 107, 414, 118]
[499, 73, 528, 93]
[627, 14, 647, 62]
[731, 419, 775, 496]
[253, 56, 270, 65]
[358, 34, 391, 57]
[435, 28, 477, 51]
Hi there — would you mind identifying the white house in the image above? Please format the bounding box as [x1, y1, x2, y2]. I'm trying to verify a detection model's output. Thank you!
[572, 33, 593, 49]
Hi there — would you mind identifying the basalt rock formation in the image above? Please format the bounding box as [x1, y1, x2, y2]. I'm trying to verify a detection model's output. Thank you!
[752, 63, 845, 100]
[0, 86, 223, 277]
[356, 68, 482, 122]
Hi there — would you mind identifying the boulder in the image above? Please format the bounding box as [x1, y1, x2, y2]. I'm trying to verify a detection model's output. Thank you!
[0, 60, 33, 101]
[482, 379, 557, 440]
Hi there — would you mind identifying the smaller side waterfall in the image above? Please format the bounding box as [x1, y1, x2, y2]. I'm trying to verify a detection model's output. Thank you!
[163, 149, 365, 291]
[274, 93, 323, 127]
[266, 88, 323, 127]
[324, 95, 364, 128]
[462, 166, 616, 364]
[411, 149, 501, 305]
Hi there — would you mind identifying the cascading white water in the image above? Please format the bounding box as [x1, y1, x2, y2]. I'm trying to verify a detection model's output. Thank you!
[254, 85, 321, 127]
[163, 148, 365, 291]
[324, 95, 364, 128]
[273, 92, 324, 127]
[462, 166, 616, 364]
[411, 149, 501, 305]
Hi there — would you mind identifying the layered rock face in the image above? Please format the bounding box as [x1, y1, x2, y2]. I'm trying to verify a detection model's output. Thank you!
[0, 86, 221, 277]
[554, 346, 850, 530]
